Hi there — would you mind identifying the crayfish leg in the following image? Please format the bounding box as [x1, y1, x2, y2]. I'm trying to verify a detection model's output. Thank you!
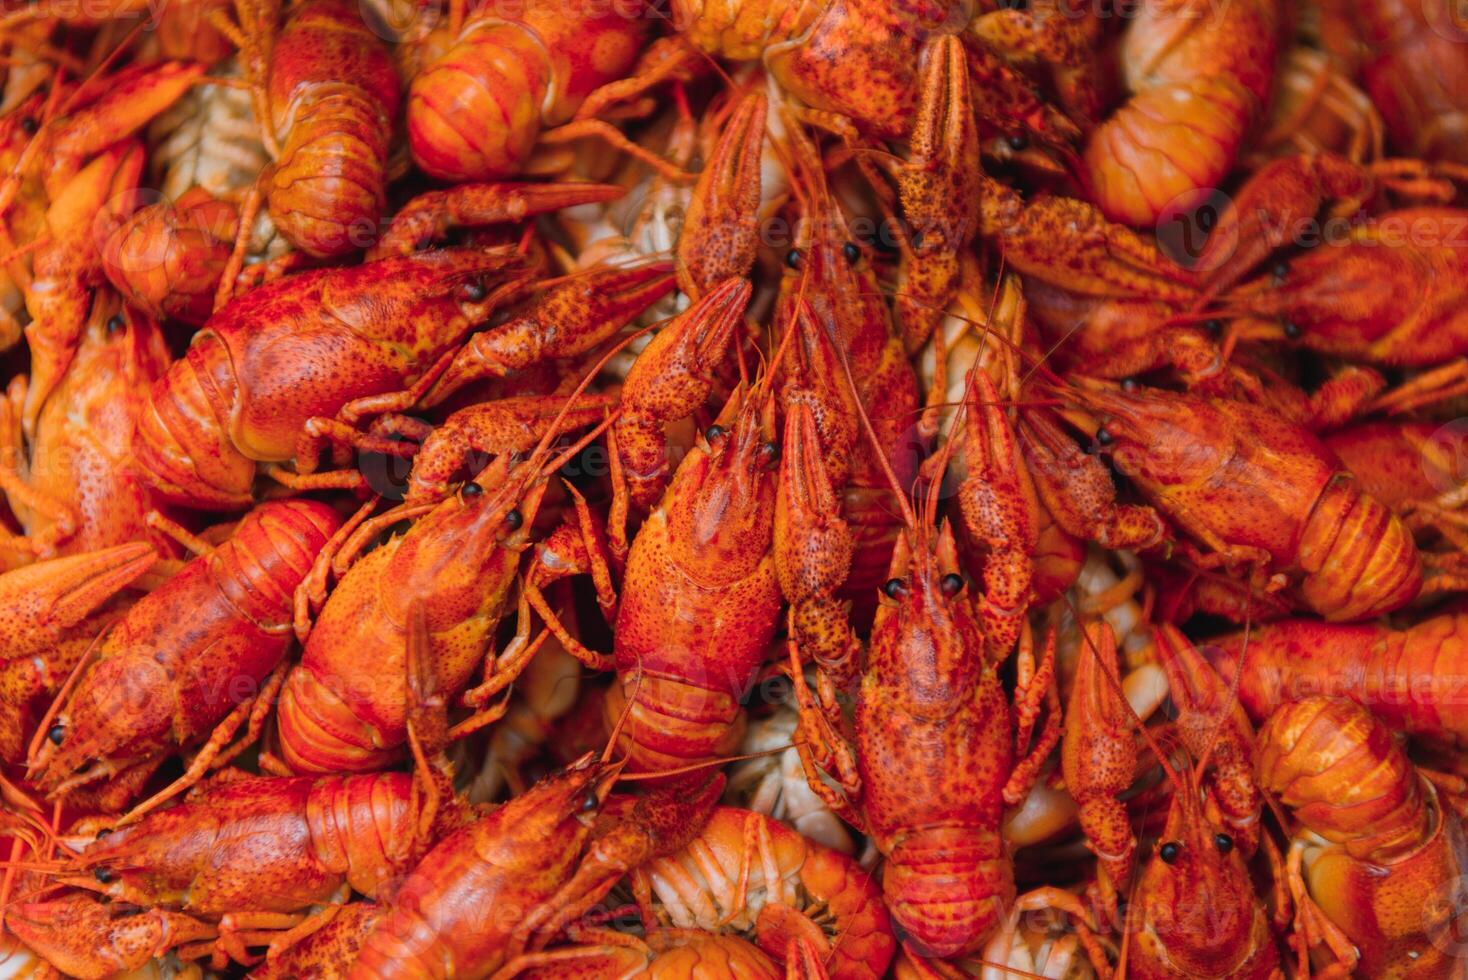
[1003, 622, 1061, 807]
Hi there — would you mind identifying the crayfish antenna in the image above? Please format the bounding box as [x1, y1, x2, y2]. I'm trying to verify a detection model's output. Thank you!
[837, 345, 919, 536]
[600, 658, 644, 767]
[24, 624, 110, 773]
[611, 745, 793, 784]
[403, 599, 459, 848]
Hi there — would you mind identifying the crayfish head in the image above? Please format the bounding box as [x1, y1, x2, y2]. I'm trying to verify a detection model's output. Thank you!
[870, 522, 984, 710]
[1061, 379, 1232, 494]
[383, 453, 550, 630]
[3, 890, 212, 979]
[776, 118, 890, 356]
[1230, 242, 1407, 356]
[1131, 776, 1265, 977]
[528, 751, 627, 835]
[663, 384, 778, 581]
[26, 643, 171, 805]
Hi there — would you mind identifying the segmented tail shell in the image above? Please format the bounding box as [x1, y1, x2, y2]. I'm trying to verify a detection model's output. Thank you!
[883, 827, 1012, 960]
[266, 0, 400, 257]
[1297, 473, 1422, 621]
[134, 330, 255, 510]
[407, 2, 643, 181]
[1257, 696, 1430, 860]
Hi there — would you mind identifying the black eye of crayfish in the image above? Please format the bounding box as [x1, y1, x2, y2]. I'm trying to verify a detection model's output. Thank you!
[503, 508, 523, 531]
[1271, 260, 1289, 283]
[940, 573, 964, 596]
[883, 578, 908, 599]
[47, 724, 64, 746]
[1095, 427, 1114, 447]
[704, 424, 726, 443]
[460, 280, 488, 303]
[1214, 833, 1234, 854]
[1006, 132, 1029, 151]
[1282, 320, 1303, 339]
[94, 867, 115, 883]
[1158, 841, 1181, 864]
[908, 230, 925, 250]
[758, 441, 779, 467]
[580, 789, 599, 812]
[19, 116, 38, 135]
[1202, 318, 1223, 336]
[842, 241, 861, 265]
[785, 249, 802, 269]
[105, 314, 125, 334]
[459, 481, 482, 498]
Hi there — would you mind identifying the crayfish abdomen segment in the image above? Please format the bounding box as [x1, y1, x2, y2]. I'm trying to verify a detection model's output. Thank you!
[134, 332, 256, 509]
[881, 827, 1013, 959]
[1297, 475, 1422, 621]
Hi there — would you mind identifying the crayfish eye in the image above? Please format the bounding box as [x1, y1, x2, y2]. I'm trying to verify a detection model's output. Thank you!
[1006, 132, 1029, 151]
[704, 424, 726, 444]
[1214, 833, 1234, 854]
[95, 828, 111, 840]
[1202, 318, 1223, 335]
[758, 441, 779, 467]
[1120, 377, 1138, 392]
[842, 241, 861, 265]
[784, 249, 802, 269]
[1282, 320, 1303, 339]
[1158, 841, 1181, 864]
[1095, 427, 1114, 447]
[1271, 260, 1289, 283]
[459, 280, 488, 303]
[908, 230, 925, 250]
[882, 578, 908, 599]
[47, 724, 64, 746]
[940, 573, 963, 596]
[19, 116, 37, 135]
[459, 481, 482, 498]
[94, 867, 114, 883]
[503, 508, 523, 531]
[105, 314, 125, 334]
[580, 789, 599, 812]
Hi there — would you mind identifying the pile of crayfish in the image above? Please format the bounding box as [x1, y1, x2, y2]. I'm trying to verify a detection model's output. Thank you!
[2, 0, 1468, 976]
